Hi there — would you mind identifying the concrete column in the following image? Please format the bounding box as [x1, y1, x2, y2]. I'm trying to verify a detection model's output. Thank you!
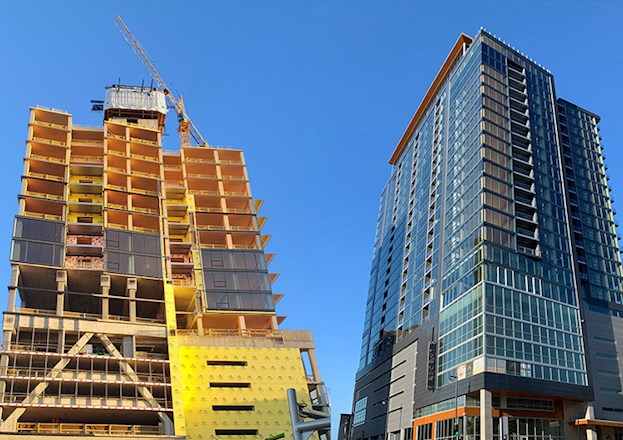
[196, 313, 204, 336]
[56, 270, 67, 316]
[586, 426, 598, 440]
[57, 329, 65, 354]
[501, 416, 509, 440]
[238, 315, 247, 335]
[480, 389, 492, 440]
[2, 330, 12, 354]
[307, 349, 322, 382]
[56, 292, 65, 316]
[7, 265, 19, 312]
[101, 275, 110, 319]
[0, 353, 8, 420]
[161, 414, 174, 435]
[195, 292, 204, 336]
[127, 278, 137, 322]
[585, 405, 598, 440]
[7, 289, 16, 313]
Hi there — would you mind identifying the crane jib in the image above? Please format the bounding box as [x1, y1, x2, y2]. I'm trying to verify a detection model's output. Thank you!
[113, 15, 209, 148]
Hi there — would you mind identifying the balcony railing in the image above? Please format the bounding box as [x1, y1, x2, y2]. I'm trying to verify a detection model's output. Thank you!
[25, 191, 64, 201]
[133, 226, 159, 234]
[17, 422, 162, 436]
[130, 137, 158, 146]
[132, 170, 159, 178]
[184, 157, 215, 163]
[32, 137, 66, 147]
[28, 171, 65, 182]
[71, 155, 103, 164]
[107, 203, 128, 210]
[30, 153, 66, 164]
[199, 244, 228, 249]
[131, 187, 158, 196]
[1, 394, 171, 410]
[132, 206, 159, 214]
[107, 133, 126, 141]
[24, 212, 62, 221]
[32, 120, 68, 130]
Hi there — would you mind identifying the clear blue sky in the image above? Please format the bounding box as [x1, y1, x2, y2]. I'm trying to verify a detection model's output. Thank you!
[1, 0, 622, 430]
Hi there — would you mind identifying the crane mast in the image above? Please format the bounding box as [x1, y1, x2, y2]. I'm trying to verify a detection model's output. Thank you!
[113, 15, 208, 147]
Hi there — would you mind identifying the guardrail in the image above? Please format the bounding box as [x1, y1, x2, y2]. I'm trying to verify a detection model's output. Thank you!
[130, 137, 158, 146]
[32, 136, 66, 146]
[30, 153, 66, 164]
[17, 422, 162, 436]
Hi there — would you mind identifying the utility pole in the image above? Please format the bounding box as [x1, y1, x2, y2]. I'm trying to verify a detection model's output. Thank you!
[450, 374, 459, 439]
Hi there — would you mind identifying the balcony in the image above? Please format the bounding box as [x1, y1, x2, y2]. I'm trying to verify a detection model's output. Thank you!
[223, 180, 249, 197]
[23, 198, 65, 221]
[183, 147, 216, 164]
[32, 123, 69, 146]
[130, 176, 159, 196]
[132, 213, 160, 234]
[24, 178, 65, 201]
[186, 162, 218, 179]
[515, 210, 536, 223]
[198, 231, 228, 249]
[27, 158, 67, 182]
[217, 149, 243, 165]
[32, 107, 70, 131]
[513, 166, 533, 180]
[508, 76, 526, 92]
[509, 96, 528, 113]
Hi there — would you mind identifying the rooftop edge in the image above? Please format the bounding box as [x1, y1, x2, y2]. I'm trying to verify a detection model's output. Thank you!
[389, 33, 473, 165]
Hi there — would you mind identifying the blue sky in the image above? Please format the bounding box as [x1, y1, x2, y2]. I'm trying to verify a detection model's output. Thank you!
[1, 0, 622, 430]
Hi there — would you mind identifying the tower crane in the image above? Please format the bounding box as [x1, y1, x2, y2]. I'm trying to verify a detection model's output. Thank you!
[113, 15, 208, 148]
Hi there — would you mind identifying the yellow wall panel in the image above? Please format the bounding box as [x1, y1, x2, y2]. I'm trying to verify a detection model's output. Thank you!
[166, 283, 187, 436]
[179, 346, 311, 440]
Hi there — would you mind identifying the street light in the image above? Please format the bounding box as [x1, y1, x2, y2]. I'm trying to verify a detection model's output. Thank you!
[450, 374, 459, 439]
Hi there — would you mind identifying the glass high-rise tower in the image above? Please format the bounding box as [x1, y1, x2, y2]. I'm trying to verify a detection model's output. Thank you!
[345, 30, 623, 440]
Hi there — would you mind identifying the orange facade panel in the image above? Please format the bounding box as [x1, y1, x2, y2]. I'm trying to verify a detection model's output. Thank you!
[389, 33, 473, 165]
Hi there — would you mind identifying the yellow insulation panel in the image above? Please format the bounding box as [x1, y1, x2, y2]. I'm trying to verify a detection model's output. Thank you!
[179, 345, 312, 440]
[165, 283, 187, 436]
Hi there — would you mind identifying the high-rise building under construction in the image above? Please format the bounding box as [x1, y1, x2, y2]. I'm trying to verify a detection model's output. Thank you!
[0, 85, 329, 439]
[345, 29, 623, 440]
